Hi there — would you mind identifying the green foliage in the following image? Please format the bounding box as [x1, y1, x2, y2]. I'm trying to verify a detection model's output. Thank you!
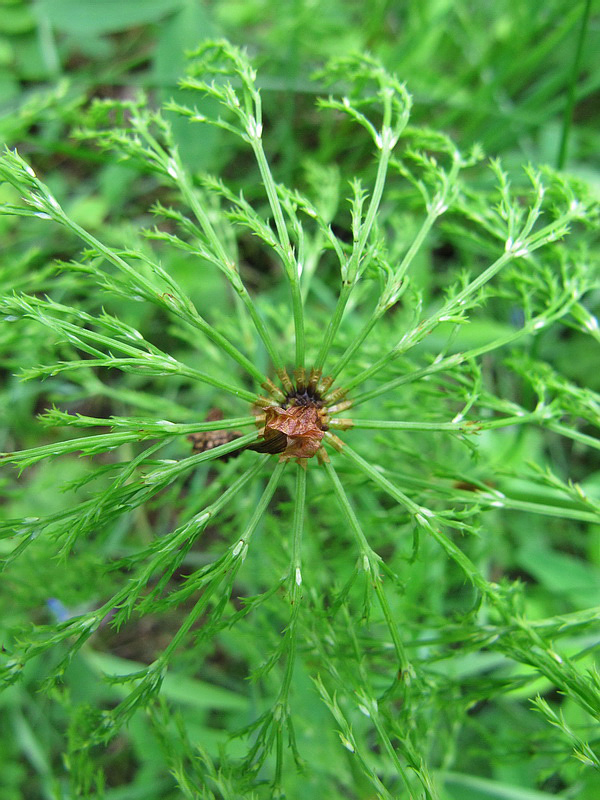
[0, 15, 599, 800]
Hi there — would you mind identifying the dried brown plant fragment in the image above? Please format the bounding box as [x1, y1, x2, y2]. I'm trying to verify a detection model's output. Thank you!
[187, 408, 242, 460]
[263, 405, 326, 461]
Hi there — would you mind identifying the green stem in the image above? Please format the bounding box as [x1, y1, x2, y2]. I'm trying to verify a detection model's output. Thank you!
[368, 708, 424, 796]
[269, 466, 306, 788]
[279, 466, 306, 696]
[173, 366, 260, 402]
[323, 460, 412, 679]
[159, 461, 285, 663]
[557, 0, 592, 168]
[329, 196, 444, 382]
[336, 250, 517, 397]
[175, 170, 286, 373]
[328, 306, 382, 381]
[314, 143, 392, 372]
[348, 297, 576, 408]
[380, 469, 599, 524]
[330, 412, 540, 432]
[313, 678, 395, 800]
[35, 354, 261, 404]
[144, 430, 262, 485]
[332, 437, 494, 596]
[99, 416, 257, 432]
[313, 283, 353, 373]
[300, 228, 326, 302]
[354, 146, 392, 263]
[9, 295, 264, 403]
[50, 208, 270, 385]
[128, 458, 269, 604]
[546, 420, 600, 451]
[290, 465, 306, 584]
[251, 139, 305, 368]
[289, 278, 306, 368]
[273, 728, 285, 797]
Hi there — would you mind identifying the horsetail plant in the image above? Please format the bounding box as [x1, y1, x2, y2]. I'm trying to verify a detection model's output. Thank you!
[1, 41, 599, 798]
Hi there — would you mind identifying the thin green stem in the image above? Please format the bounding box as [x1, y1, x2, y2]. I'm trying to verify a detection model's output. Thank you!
[335, 617, 422, 797]
[323, 459, 378, 561]
[158, 461, 285, 664]
[334, 250, 515, 397]
[313, 282, 353, 374]
[382, 470, 599, 524]
[251, 138, 305, 368]
[314, 144, 392, 372]
[323, 460, 412, 681]
[278, 466, 306, 701]
[262, 466, 306, 792]
[348, 298, 577, 408]
[330, 412, 540, 433]
[300, 228, 326, 303]
[273, 728, 285, 797]
[143, 430, 261, 485]
[123, 458, 270, 612]
[173, 167, 286, 373]
[328, 306, 382, 383]
[368, 706, 436, 798]
[41, 414, 257, 433]
[329, 191, 447, 382]
[313, 677, 395, 800]
[252, 143, 292, 256]
[29, 354, 261, 405]
[0, 431, 163, 465]
[331, 436, 494, 596]
[354, 147, 392, 263]
[290, 465, 307, 588]
[289, 278, 306, 368]
[6, 293, 264, 404]
[46, 205, 270, 385]
[349, 355, 462, 408]
[546, 420, 600, 451]
[557, 0, 592, 168]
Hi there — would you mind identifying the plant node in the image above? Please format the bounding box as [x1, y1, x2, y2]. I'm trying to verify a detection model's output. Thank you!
[250, 371, 332, 460]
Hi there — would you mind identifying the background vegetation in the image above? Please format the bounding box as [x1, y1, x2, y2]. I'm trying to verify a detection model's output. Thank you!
[0, 1, 599, 798]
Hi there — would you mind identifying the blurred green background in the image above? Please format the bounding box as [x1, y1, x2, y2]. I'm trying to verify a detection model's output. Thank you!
[2, 0, 599, 169]
[1, 1, 599, 799]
